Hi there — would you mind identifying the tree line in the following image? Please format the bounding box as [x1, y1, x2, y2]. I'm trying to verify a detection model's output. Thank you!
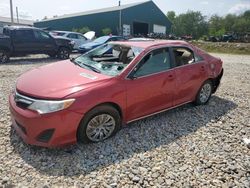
[166, 10, 250, 39]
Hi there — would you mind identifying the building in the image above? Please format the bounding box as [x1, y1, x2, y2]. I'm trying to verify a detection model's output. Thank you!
[34, 1, 172, 36]
[0, 16, 33, 33]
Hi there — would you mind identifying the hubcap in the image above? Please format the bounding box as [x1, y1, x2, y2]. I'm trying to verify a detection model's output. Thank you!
[0, 52, 8, 63]
[199, 83, 212, 103]
[86, 114, 116, 142]
[59, 49, 69, 59]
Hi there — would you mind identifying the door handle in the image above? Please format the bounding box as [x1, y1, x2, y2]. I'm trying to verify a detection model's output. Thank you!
[200, 66, 205, 71]
[168, 74, 174, 80]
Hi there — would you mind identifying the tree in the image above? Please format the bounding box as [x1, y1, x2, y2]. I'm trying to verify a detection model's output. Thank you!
[209, 15, 225, 36]
[166, 11, 176, 22]
[102, 28, 112, 35]
[172, 11, 208, 39]
[72, 27, 90, 34]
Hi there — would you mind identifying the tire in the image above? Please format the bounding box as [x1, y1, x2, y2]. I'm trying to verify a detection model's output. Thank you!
[0, 50, 10, 64]
[57, 47, 70, 60]
[77, 105, 122, 143]
[194, 80, 213, 105]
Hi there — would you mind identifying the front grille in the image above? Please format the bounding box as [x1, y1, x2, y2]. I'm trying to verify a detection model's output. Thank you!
[14, 91, 34, 109]
[15, 120, 27, 135]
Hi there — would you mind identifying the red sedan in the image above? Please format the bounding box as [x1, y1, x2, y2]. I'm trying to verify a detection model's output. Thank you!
[9, 40, 223, 147]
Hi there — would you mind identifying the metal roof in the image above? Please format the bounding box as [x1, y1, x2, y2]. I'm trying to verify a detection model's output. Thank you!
[36, 0, 151, 22]
[0, 16, 33, 25]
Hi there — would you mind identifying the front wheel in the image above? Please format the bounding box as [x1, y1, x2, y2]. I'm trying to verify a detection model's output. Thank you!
[0, 50, 10, 64]
[77, 105, 121, 143]
[194, 80, 213, 105]
[57, 47, 70, 59]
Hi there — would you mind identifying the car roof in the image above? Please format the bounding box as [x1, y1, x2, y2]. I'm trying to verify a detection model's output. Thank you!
[51, 31, 82, 35]
[4, 25, 33, 30]
[111, 40, 190, 49]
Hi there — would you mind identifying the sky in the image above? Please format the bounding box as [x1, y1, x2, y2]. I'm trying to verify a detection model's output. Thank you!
[0, 0, 250, 21]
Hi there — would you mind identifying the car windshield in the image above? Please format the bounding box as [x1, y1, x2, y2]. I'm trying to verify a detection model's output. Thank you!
[73, 43, 144, 77]
[93, 36, 110, 43]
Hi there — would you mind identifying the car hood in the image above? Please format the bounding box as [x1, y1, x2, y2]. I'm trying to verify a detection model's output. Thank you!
[16, 60, 112, 99]
[84, 31, 95, 40]
[53, 36, 71, 42]
[80, 42, 101, 48]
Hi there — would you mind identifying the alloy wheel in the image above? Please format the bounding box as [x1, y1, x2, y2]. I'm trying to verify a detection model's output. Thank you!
[58, 48, 69, 59]
[0, 51, 9, 64]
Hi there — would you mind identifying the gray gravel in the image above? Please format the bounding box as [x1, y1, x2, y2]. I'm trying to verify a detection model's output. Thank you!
[0, 53, 249, 187]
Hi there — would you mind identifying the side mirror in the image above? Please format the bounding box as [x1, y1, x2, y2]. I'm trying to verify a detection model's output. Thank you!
[127, 74, 137, 80]
[127, 68, 138, 80]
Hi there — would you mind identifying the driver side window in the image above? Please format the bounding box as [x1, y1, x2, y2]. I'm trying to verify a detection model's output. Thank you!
[34, 30, 51, 40]
[134, 48, 171, 77]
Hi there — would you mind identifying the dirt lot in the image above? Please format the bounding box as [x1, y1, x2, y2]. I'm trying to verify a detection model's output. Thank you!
[0, 54, 249, 187]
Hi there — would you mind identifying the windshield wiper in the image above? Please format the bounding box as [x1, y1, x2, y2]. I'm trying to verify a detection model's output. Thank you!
[70, 58, 101, 73]
[81, 62, 101, 73]
[78, 61, 101, 73]
[70, 58, 81, 67]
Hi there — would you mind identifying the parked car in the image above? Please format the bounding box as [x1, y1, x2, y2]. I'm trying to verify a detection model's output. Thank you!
[79, 35, 125, 53]
[129, 37, 154, 41]
[9, 40, 223, 147]
[0, 26, 74, 63]
[50, 31, 95, 50]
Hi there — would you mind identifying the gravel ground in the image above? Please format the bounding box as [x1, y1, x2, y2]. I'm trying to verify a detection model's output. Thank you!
[0, 53, 249, 188]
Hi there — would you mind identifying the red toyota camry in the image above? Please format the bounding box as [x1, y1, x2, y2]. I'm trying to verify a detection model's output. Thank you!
[9, 40, 223, 147]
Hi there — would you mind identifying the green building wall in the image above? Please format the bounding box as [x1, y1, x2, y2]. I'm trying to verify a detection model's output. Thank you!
[34, 1, 171, 36]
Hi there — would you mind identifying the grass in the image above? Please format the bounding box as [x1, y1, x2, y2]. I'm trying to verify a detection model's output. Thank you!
[191, 41, 250, 55]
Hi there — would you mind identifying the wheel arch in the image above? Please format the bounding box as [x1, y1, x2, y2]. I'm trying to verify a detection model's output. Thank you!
[89, 102, 123, 119]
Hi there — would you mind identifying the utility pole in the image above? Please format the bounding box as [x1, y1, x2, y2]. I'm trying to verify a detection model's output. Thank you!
[10, 0, 14, 24]
[16, 7, 19, 23]
[119, 1, 122, 36]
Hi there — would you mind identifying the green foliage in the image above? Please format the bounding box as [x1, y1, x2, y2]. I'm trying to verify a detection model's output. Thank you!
[167, 10, 250, 39]
[168, 10, 208, 39]
[72, 27, 90, 34]
[102, 28, 112, 35]
[166, 11, 176, 22]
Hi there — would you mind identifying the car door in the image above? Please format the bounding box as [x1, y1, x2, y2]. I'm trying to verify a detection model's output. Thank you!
[12, 29, 35, 53]
[171, 47, 208, 105]
[125, 47, 176, 121]
[33, 30, 56, 53]
[77, 34, 88, 47]
[67, 33, 79, 49]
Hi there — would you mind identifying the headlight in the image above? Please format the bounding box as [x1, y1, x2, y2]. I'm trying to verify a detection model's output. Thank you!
[69, 40, 75, 46]
[28, 99, 75, 114]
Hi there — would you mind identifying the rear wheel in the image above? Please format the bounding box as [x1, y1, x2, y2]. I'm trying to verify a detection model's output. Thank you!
[77, 105, 121, 143]
[194, 80, 213, 105]
[57, 47, 70, 59]
[0, 50, 10, 64]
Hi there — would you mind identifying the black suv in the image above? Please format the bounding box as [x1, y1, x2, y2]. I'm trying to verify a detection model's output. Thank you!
[0, 26, 74, 63]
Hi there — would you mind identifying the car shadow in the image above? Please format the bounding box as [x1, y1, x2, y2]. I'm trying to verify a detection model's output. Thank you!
[1, 54, 80, 66]
[2, 56, 58, 65]
[10, 96, 237, 177]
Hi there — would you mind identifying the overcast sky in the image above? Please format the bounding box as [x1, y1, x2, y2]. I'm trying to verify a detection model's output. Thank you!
[0, 0, 250, 20]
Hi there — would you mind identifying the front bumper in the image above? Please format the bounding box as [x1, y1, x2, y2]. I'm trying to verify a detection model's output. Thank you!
[9, 94, 83, 147]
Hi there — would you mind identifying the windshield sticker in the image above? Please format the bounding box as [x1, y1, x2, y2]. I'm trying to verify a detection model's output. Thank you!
[80, 73, 98, 80]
